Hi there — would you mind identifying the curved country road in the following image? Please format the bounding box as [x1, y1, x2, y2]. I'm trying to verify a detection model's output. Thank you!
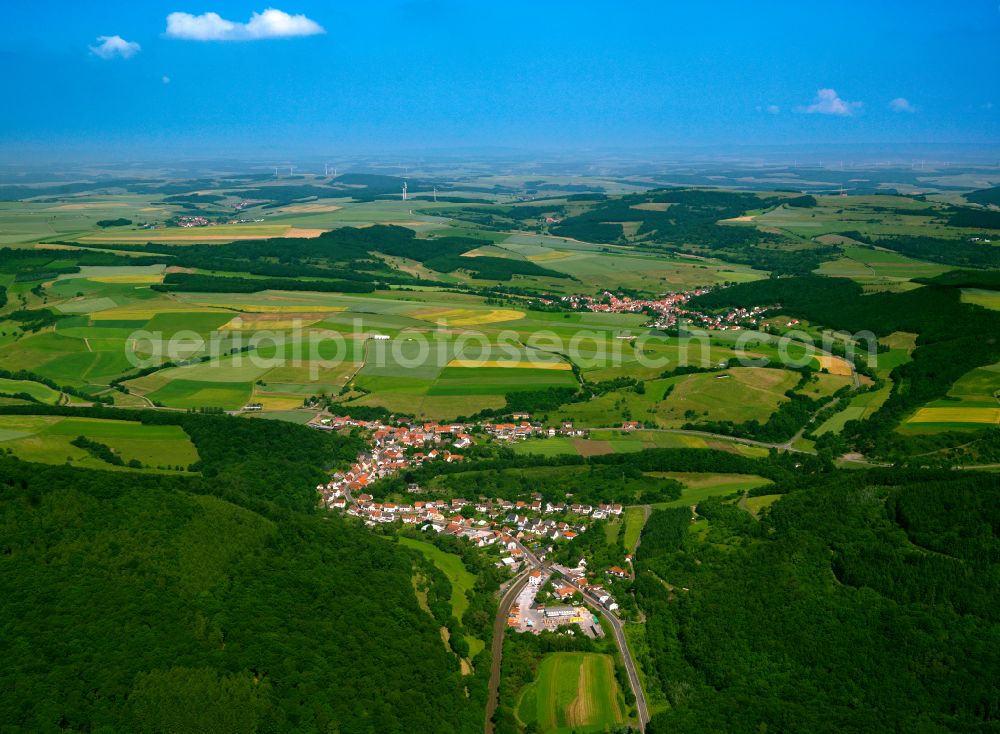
[484, 570, 530, 734]
[485, 541, 649, 732]
[559, 572, 650, 730]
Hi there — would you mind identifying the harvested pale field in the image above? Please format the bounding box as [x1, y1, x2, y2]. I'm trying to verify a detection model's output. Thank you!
[411, 307, 524, 326]
[526, 250, 574, 261]
[45, 202, 118, 210]
[278, 203, 342, 213]
[284, 227, 327, 238]
[814, 354, 854, 376]
[35, 243, 85, 251]
[908, 407, 1000, 425]
[446, 359, 571, 370]
[630, 202, 673, 211]
[89, 274, 164, 284]
[79, 226, 326, 243]
[719, 214, 756, 222]
[203, 304, 347, 314]
[220, 313, 331, 330]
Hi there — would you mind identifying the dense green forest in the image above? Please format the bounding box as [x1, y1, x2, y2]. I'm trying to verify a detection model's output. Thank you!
[916, 269, 1000, 289]
[0, 407, 485, 734]
[859, 235, 1000, 268]
[151, 272, 376, 294]
[634, 469, 1000, 733]
[965, 185, 1000, 206]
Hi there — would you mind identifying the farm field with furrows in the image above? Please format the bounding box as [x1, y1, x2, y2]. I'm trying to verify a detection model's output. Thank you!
[515, 653, 626, 734]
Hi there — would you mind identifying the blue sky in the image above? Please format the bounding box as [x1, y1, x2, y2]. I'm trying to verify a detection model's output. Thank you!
[1, 1, 998, 160]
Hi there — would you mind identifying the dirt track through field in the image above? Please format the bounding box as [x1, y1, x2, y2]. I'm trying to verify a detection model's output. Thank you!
[566, 658, 593, 726]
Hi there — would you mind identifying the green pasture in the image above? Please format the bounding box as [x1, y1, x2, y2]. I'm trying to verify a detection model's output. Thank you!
[649, 472, 773, 509]
[511, 431, 768, 458]
[0, 415, 199, 471]
[0, 377, 62, 404]
[622, 507, 647, 551]
[398, 536, 483, 657]
[515, 652, 625, 734]
[144, 379, 253, 410]
[756, 195, 972, 240]
[815, 244, 947, 283]
[962, 288, 1000, 311]
[553, 367, 797, 428]
[899, 362, 1000, 434]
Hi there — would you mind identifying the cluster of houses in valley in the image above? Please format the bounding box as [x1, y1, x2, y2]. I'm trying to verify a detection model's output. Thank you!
[513, 557, 628, 629]
[313, 417, 475, 508]
[561, 289, 709, 319]
[557, 287, 776, 331]
[310, 412, 632, 617]
[175, 213, 264, 228]
[325, 482, 626, 569]
[311, 413, 587, 446]
[482, 420, 588, 441]
[675, 303, 775, 332]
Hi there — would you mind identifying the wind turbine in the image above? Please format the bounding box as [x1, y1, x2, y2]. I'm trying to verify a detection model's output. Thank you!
[402, 181, 408, 201]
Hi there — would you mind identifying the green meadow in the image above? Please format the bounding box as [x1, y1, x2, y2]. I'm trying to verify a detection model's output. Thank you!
[622, 506, 648, 551]
[0, 415, 199, 471]
[515, 652, 626, 734]
[398, 536, 484, 657]
[648, 472, 773, 509]
[0, 377, 63, 404]
[511, 431, 769, 458]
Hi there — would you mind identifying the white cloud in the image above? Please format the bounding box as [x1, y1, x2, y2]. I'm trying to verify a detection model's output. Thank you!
[90, 35, 141, 60]
[889, 97, 917, 113]
[766, 104, 780, 114]
[795, 88, 863, 116]
[165, 8, 325, 41]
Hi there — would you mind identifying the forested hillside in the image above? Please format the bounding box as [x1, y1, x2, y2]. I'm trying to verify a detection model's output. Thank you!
[635, 469, 1000, 733]
[0, 409, 483, 734]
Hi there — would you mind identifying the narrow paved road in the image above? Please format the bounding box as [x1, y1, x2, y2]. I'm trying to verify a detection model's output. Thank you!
[485, 537, 652, 733]
[556, 569, 650, 730]
[578, 425, 812, 454]
[484, 569, 530, 734]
